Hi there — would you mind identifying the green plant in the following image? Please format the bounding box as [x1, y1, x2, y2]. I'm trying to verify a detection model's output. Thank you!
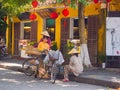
[97, 53, 106, 63]
[28, 41, 37, 46]
[62, 40, 74, 65]
[51, 41, 57, 50]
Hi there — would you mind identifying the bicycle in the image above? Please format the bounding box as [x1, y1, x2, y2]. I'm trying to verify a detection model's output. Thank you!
[22, 50, 60, 84]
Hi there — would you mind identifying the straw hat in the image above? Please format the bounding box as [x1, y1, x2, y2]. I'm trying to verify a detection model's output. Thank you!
[68, 48, 80, 54]
[41, 30, 50, 37]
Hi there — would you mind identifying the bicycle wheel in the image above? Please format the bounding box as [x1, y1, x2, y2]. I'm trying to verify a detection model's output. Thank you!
[51, 64, 59, 84]
[22, 58, 36, 76]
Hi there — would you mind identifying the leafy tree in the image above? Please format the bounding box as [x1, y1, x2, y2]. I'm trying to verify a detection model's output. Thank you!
[0, 2, 7, 36]
[1, 0, 32, 17]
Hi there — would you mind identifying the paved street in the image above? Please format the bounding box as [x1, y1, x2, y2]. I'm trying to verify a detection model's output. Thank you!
[0, 68, 115, 90]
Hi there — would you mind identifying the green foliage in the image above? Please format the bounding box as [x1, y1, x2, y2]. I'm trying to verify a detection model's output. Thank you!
[0, 3, 7, 36]
[1, 0, 31, 17]
[97, 53, 106, 63]
[0, 0, 89, 17]
[28, 41, 37, 46]
[51, 41, 58, 50]
[62, 40, 74, 62]
[0, 19, 7, 35]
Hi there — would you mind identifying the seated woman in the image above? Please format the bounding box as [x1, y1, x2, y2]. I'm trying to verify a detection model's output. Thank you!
[38, 36, 50, 52]
[62, 48, 83, 82]
[39, 30, 52, 48]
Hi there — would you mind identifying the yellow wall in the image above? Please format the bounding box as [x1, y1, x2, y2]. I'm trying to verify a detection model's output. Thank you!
[85, 2, 100, 16]
[36, 13, 43, 42]
[12, 22, 14, 55]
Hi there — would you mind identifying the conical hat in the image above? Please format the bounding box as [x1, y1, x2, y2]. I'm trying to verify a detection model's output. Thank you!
[68, 48, 80, 54]
[41, 30, 50, 37]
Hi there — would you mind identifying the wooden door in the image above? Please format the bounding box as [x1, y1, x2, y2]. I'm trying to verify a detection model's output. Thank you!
[87, 15, 99, 66]
[30, 21, 38, 42]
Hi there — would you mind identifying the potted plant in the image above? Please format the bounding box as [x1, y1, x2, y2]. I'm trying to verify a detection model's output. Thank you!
[97, 53, 106, 69]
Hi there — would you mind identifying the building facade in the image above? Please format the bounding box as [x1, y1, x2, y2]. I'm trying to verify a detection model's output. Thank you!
[6, 0, 120, 68]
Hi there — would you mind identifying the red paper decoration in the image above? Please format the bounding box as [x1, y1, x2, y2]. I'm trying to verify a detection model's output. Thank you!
[93, 0, 99, 4]
[32, 0, 38, 8]
[62, 8, 69, 17]
[106, 0, 111, 3]
[50, 12, 58, 19]
[29, 13, 37, 20]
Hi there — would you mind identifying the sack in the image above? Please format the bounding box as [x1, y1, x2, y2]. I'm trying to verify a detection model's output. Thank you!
[29, 60, 36, 65]
[38, 68, 50, 79]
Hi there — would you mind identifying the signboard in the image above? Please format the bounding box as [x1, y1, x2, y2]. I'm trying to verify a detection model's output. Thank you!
[106, 17, 120, 56]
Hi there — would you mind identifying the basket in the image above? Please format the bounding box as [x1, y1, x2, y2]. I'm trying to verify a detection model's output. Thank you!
[25, 46, 41, 55]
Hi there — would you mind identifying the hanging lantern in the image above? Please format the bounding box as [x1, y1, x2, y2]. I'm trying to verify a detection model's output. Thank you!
[29, 13, 37, 20]
[50, 12, 58, 19]
[62, 8, 69, 28]
[32, 0, 38, 8]
[106, 0, 111, 3]
[93, 0, 99, 4]
[62, 8, 69, 17]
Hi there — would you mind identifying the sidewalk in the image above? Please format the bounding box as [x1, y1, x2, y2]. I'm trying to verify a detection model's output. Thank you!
[0, 55, 120, 89]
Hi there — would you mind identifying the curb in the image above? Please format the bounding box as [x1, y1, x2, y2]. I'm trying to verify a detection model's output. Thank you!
[0, 64, 23, 72]
[74, 76, 120, 89]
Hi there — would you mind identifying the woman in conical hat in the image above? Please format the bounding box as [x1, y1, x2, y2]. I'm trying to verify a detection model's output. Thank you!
[39, 30, 52, 47]
[41, 30, 50, 37]
[62, 48, 83, 82]
[68, 48, 80, 54]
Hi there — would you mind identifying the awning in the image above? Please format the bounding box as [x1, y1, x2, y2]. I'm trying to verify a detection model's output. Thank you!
[36, 8, 56, 18]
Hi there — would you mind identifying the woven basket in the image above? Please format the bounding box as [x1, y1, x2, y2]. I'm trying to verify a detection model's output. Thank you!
[25, 46, 41, 55]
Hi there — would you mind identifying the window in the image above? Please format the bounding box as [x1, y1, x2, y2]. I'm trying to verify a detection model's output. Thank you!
[70, 17, 88, 39]
[73, 19, 79, 39]
[20, 22, 31, 40]
[46, 18, 55, 41]
[24, 22, 31, 39]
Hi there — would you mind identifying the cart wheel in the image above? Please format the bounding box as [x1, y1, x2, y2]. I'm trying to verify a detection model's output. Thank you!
[22, 59, 35, 76]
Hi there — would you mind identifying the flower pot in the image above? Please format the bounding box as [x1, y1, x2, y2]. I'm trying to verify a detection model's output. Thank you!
[102, 62, 106, 69]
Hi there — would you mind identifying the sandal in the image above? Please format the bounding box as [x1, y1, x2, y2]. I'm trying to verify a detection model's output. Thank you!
[62, 78, 69, 82]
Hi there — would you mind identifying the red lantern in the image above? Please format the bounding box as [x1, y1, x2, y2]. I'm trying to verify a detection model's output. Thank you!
[62, 8, 69, 17]
[93, 0, 99, 4]
[50, 12, 58, 19]
[106, 0, 111, 3]
[29, 13, 37, 20]
[32, 0, 38, 8]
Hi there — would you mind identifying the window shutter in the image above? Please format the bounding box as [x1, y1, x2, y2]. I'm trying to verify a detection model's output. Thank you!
[60, 18, 70, 52]
[14, 22, 20, 56]
[30, 21, 38, 42]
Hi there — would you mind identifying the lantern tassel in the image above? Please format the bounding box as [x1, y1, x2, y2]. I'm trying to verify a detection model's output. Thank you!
[64, 19, 67, 28]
